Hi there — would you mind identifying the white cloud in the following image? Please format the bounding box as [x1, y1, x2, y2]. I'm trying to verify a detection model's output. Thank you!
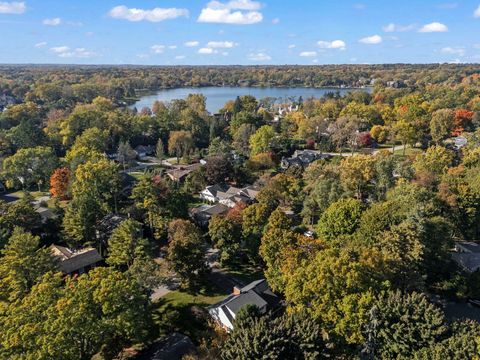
[175, 55, 186, 60]
[151, 45, 165, 54]
[184, 41, 199, 47]
[317, 40, 346, 50]
[418, 22, 448, 33]
[359, 35, 382, 44]
[0, 1, 25, 14]
[300, 51, 317, 57]
[475, 5, 480, 18]
[108, 5, 189, 22]
[168, 45, 177, 49]
[382, 23, 415, 32]
[272, 17, 279, 24]
[288, 44, 296, 49]
[206, 41, 236, 48]
[248, 52, 271, 61]
[441, 47, 465, 56]
[198, 47, 215, 54]
[198, 0, 263, 25]
[50, 46, 96, 58]
[43, 17, 61, 26]
[34, 41, 47, 48]
[312, 59, 318, 63]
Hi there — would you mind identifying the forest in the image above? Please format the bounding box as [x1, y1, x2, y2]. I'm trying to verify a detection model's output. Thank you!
[0, 64, 480, 359]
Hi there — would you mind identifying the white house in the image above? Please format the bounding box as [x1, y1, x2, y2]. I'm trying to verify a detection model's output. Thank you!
[208, 279, 279, 331]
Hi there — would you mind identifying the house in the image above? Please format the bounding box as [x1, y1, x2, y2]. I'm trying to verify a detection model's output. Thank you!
[281, 150, 331, 170]
[50, 245, 103, 276]
[189, 203, 230, 227]
[452, 242, 480, 273]
[165, 163, 202, 182]
[136, 333, 196, 360]
[134, 145, 155, 158]
[200, 184, 259, 207]
[208, 279, 280, 331]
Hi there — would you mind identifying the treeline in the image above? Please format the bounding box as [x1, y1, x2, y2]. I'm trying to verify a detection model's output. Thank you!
[2, 64, 480, 108]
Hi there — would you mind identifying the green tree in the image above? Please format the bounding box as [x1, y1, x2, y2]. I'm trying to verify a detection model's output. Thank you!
[62, 159, 120, 245]
[413, 320, 480, 360]
[0, 227, 56, 302]
[117, 141, 137, 170]
[284, 246, 387, 344]
[222, 309, 328, 360]
[392, 120, 417, 155]
[166, 219, 206, 287]
[249, 125, 276, 155]
[0, 268, 153, 360]
[430, 109, 454, 144]
[316, 198, 363, 241]
[168, 130, 194, 162]
[2, 146, 58, 190]
[107, 219, 149, 268]
[208, 215, 242, 266]
[259, 209, 295, 292]
[363, 290, 448, 359]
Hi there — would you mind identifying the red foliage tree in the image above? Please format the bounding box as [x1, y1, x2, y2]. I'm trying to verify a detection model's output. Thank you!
[49, 167, 71, 200]
[452, 109, 474, 136]
[357, 131, 372, 148]
[305, 138, 315, 149]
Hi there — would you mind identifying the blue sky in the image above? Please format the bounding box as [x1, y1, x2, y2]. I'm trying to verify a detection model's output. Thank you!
[1, 0, 480, 64]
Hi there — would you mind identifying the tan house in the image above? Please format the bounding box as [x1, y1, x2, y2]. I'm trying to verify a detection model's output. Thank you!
[50, 245, 103, 276]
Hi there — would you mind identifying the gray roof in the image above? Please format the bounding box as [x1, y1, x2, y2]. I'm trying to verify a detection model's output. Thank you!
[138, 333, 196, 360]
[225, 289, 268, 314]
[209, 279, 279, 320]
[455, 242, 480, 254]
[452, 253, 480, 273]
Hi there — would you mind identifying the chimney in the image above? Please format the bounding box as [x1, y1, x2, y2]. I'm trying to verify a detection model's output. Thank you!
[233, 286, 241, 295]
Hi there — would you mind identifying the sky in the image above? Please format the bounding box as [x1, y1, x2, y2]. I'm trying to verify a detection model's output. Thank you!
[1, 0, 480, 65]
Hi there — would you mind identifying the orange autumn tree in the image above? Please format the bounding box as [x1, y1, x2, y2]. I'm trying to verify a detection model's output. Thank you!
[452, 109, 474, 136]
[49, 167, 71, 200]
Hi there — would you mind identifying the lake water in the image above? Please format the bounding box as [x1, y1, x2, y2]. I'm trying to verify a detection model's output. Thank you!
[131, 86, 371, 113]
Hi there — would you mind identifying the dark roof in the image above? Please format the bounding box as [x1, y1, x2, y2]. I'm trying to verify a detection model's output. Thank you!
[226, 289, 268, 314]
[51, 245, 103, 274]
[452, 253, 480, 273]
[456, 242, 480, 254]
[210, 279, 280, 318]
[136, 333, 196, 360]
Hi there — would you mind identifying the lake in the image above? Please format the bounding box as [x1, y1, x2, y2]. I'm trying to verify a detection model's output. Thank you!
[130, 86, 371, 113]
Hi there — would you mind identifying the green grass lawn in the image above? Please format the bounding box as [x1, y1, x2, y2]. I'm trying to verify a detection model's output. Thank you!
[151, 284, 228, 345]
[393, 147, 424, 156]
[223, 264, 264, 286]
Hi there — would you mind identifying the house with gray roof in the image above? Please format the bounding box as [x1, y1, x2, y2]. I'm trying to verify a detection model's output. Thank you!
[208, 279, 279, 331]
[50, 245, 103, 276]
[281, 149, 331, 170]
[452, 241, 480, 273]
[200, 184, 259, 207]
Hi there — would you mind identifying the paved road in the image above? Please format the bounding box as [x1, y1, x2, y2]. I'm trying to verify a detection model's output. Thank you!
[323, 144, 408, 157]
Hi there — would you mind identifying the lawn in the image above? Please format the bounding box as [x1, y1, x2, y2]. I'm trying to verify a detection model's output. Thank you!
[223, 264, 264, 286]
[151, 284, 228, 345]
[393, 147, 424, 156]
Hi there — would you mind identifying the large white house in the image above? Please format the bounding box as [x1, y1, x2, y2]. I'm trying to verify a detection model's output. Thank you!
[200, 184, 259, 207]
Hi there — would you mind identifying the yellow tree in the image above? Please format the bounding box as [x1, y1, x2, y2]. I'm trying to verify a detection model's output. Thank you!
[339, 155, 376, 199]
